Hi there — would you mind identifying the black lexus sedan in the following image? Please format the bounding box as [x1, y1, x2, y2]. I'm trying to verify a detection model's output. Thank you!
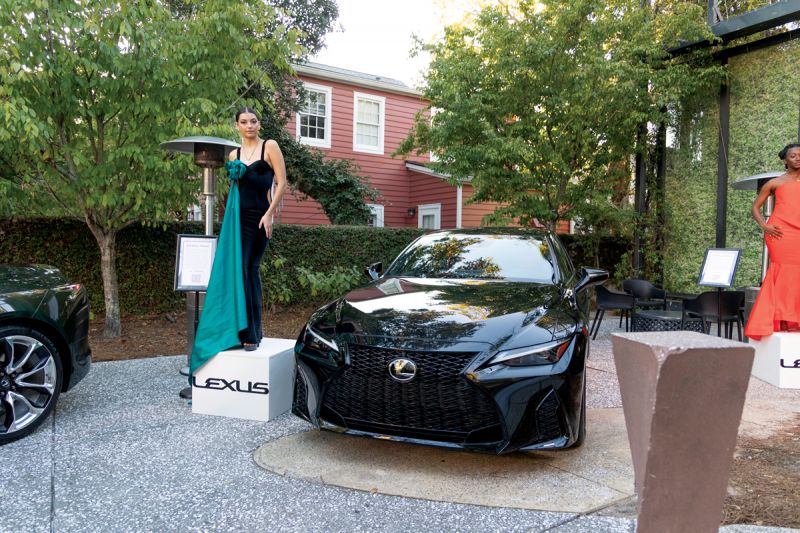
[292, 229, 607, 453]
[0, 265, 91, 444]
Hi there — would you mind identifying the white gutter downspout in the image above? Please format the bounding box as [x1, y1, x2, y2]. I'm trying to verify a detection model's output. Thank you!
[456, 184, 463, 229]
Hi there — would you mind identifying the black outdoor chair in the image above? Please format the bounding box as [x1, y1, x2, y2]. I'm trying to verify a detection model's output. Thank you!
[680, 290, 745, 341]
[622, 279, 668, 311]
[591, 285, 635, 340]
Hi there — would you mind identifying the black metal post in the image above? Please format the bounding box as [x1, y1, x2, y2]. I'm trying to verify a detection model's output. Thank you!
[194, 290, 200, 335]
[655, 117, 667, 286]
[716, 62, 730, 248]
[633, 124, 647, 276]
[179, 290, 202, 400]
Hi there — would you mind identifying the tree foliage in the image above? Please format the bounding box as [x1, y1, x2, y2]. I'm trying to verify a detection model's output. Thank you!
[397, 0, 723, 231]
[0, 0, 301, 335]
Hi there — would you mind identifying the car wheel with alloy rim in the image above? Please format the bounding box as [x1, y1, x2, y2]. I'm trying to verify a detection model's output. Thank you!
[0, 326, 63, 444]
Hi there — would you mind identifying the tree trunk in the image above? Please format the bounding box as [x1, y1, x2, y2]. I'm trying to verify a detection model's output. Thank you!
[88, 226, 121, 338]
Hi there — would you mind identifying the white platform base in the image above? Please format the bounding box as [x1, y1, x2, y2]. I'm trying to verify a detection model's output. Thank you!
[749, 332, 800, 389]
[192, 337, 296, 421]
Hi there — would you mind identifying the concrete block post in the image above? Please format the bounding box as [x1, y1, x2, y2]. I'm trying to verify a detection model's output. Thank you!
[611, 331, 754, 533]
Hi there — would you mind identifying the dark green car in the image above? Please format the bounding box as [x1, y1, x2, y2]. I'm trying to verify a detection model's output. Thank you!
[0, 264, 91, 444]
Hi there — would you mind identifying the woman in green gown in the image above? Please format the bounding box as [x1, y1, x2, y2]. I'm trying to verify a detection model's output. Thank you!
[190, 108, 287, 376]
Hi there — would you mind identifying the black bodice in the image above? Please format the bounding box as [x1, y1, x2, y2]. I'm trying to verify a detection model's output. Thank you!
[237, 143, 274, 213]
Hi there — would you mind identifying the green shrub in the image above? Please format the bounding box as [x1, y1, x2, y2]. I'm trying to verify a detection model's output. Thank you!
[0, 217, 628, 314]
[0, 218, 424, 314]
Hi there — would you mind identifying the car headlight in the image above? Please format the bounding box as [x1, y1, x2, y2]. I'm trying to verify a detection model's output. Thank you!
[303, 325, 339, 354]
[491, 337, 572, 366]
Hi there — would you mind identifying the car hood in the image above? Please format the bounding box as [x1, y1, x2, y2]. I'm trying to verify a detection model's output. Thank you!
[314, 277, 578, 351]
[0, 265, 67, 294]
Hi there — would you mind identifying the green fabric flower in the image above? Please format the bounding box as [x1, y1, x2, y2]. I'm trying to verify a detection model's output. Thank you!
[225, 159, 246, 183]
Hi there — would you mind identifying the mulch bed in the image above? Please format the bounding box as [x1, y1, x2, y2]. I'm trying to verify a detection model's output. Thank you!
[88, 305, 316, 362]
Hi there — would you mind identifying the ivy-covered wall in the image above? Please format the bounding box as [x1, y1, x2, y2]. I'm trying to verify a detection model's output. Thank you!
[664, 40, 800, 292]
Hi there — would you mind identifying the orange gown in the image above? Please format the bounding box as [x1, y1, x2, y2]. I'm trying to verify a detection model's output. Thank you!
[745, 179, 800, 339]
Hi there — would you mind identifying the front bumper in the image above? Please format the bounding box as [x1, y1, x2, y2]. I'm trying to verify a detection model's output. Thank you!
[292, 334, 587, 453]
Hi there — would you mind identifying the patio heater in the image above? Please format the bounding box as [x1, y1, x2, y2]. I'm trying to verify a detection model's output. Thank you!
[160, 136, 240, 399]
[731, 170, 782, 325]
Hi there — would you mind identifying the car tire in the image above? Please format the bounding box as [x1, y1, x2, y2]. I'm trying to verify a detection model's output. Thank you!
[0, 325, 63, 445]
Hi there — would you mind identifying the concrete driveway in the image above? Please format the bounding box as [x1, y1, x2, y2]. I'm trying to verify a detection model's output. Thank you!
[2, 321, 797, 532]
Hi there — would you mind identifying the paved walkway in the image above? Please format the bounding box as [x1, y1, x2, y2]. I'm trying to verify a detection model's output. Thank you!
[2, 321, 798, 532]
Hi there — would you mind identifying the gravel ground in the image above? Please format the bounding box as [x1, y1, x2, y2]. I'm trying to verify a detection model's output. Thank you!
[1, 319, 796, 532]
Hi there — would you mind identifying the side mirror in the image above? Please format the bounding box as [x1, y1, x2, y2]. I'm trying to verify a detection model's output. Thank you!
[574, 267, 608, 293]
[364, 261, 383, 281]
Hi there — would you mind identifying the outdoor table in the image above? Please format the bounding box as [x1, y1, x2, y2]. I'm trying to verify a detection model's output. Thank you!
[631, 309, 705, 333]
[665, 292, 697, 311]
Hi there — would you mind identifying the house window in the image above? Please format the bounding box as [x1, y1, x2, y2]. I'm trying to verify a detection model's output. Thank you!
[297, 83, 332, 148]
[367, 204, 384, 227]
[353, 92, 385, 154]
[418, 203, 441, 230]
[187, 204, 202, 222]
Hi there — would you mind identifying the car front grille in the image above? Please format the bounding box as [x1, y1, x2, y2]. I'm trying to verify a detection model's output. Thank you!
[321, 344, 501, 442]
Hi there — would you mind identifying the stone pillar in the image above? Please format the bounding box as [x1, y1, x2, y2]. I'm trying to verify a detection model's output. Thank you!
[611, 331, 754, 533]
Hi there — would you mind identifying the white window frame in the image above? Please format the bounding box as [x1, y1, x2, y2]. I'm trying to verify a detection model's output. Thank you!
[296, 82, 332, 149]
[367, 204, 384, 227]
[418, 203, 441, 230]
[352, 92, 385, 155]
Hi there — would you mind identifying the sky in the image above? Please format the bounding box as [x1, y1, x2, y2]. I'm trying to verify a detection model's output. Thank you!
[311, 0, 484, 88]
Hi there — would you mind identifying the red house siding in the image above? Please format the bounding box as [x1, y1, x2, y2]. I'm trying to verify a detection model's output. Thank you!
[461, 185, 571, 233]
[272, 65, 572, 234]
[409, 174, 457, 229]
[461, 185, 506, 228]
[275, 187, 330, 226]
[277, 74, 430, 227]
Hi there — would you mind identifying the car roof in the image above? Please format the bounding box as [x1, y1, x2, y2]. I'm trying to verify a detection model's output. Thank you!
[423, 228, 554, 237]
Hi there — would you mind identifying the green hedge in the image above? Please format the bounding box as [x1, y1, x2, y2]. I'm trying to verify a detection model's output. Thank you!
[0, 218, 426, 314]
[0, 217, 627, 315]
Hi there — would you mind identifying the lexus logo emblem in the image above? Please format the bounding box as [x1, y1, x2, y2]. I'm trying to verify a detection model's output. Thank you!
[388, 358, 417, 383]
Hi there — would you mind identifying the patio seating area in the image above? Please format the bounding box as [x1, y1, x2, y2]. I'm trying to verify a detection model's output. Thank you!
[594, 279, 747, 340]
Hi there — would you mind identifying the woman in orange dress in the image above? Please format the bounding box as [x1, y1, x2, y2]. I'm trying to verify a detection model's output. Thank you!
[745, 143, 800, 340]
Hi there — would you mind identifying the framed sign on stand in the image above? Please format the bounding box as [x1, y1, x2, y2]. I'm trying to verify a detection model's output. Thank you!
[174, 234, 217, 340]
[698, 248, 742, 336]
[174, 234, 217, 292]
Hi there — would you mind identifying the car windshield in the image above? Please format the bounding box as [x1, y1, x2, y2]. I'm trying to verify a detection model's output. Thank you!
[384, 233, 556, 282]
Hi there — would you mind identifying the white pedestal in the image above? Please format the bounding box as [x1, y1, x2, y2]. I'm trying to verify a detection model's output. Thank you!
[192, 337, 296, 421]
[750, 332, 800, 389]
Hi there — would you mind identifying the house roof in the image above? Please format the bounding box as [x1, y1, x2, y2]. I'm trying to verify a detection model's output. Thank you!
[405, 161, 472, 183]
[294, 62, 423, 97]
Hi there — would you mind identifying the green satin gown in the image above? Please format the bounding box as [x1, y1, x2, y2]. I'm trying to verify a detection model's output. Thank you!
[189, 160, 248, 378]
